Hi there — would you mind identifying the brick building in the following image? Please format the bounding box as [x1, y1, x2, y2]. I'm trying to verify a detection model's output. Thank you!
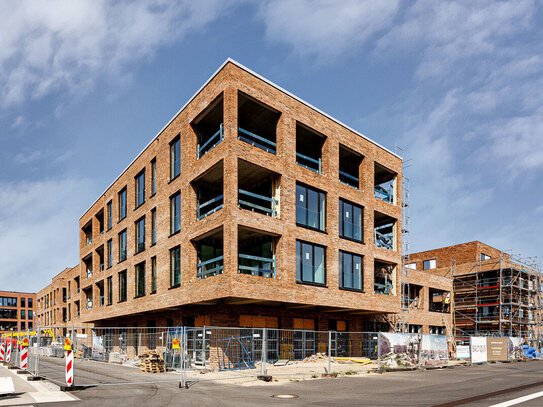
[0, 291, 36, 333]
[37, 59, 451, 336]
[408, 241, 542, 344]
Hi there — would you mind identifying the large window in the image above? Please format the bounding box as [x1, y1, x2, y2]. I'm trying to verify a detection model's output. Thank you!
[118, 187, 127, 221]
[296, 183, 326, 231]
[339, 199, 363, 242]
[106, 201, 112, 230]
[135, 170, 145, 208]
[118, 270, 127, 302]
[135, 262, 145, 297]
[339, 251, 363, 291]
[423, 259, 437, 270]
[170, 246, 181, 287]
[107, 276, 113, 305]
[170, 136, 181, 180]
[296, 240, 326, 285]
[107, 239, 113, 268]
[0, 297, 17, 307]
[151, 158, 157, 195]
[118, 229, 127, 262]
[135, 217, 145, 253]
[151, 256, 157, 294]
[170, 192, 181, 234]
[151, 208, 157, 245]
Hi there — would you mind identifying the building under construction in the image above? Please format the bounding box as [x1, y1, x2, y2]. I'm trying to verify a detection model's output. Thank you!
[408, 241, 542, 346]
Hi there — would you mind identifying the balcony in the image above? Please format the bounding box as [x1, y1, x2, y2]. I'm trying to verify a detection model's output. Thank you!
[296, 122, 325, 173]
[374, 260, 395, 295]
[195, 227, 223, 280]
[374, 211, 396, 251]
[238, 159, 280, 218]
[374, 163, 396, 204]
[238, 226, 277, 278]
[238, 91, 280, 154]
[339, 144, 363, 189]
[192, 93, 224, 159]
[193, 161, 223, 220]
[82, 221, 92, 246]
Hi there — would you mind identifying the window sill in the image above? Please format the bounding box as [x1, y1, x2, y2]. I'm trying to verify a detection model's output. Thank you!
[169, 230, 181, 238]
[150, 242, 156, 247]
[169, 284, 181, 290]
[135, 248, 145, 255]
[339, 235, 364, 245]
[150, 290, 156, 295]
[118, 299, 127, 303]
[296, 280, 327, 288]
[134, 294, 145, 299]
[118, 259, 127, 264]
[118, 217, 126, 224]
[134, 202, 145, 211]
[150, 193, 156, 199]
[339, 286, 364, 293]
[296, 223, 327, 234]
[168, 174, 180, 184]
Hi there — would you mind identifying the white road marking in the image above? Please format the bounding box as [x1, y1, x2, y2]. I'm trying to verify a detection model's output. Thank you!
[489, 390, 543, 407]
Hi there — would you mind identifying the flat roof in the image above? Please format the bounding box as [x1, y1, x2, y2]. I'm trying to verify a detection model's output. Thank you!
[81, 58, 402, 219]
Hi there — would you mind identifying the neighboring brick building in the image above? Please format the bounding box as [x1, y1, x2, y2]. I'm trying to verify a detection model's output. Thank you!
[0, 291, 36, 333]
[409, 241, 542, 344]
[37, 59, 451, 336]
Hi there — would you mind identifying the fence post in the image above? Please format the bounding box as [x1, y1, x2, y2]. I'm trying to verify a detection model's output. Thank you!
[202, 326, 206, 369]
[328, 331, 332, 375]
[35, 326, 40, 377]
[261, 328, 267, 376]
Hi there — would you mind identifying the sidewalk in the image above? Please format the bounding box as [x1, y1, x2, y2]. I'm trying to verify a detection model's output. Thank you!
[0, 364, 77, 405]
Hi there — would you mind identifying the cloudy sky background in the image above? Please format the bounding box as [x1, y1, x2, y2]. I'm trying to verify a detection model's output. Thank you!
[1, 0, 542, 291]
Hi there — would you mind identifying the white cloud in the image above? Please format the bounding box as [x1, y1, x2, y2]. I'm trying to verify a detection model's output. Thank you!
[0, 0, 234, 106]
[258, 0, 400, 61]
[0, 178, 96, 292]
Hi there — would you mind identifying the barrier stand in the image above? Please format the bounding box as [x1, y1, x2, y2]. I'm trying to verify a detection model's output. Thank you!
[174, 337, 185, 389]
[64, 338, 74, 389]
[6, 339, 12, 363]
[20, 337, 28, 371]
[258, 328, 271, 382]
[0, 340, 5, 363]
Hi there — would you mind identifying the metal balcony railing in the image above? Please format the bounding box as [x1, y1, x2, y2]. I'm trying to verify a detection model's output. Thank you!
[238, 254, 275, 278]
[339, 170, 359, 188]
[238, 127, 276, 154]
[197, 195, 224, 220]
[374, 185, 393, 203]
[374, 228, 393, 250]
[374, 282, 393, 295]
[197, 124, 223, 158]
[238, 189, 277, 217]
[197, 255, 224, 279]
[296, 152, 321, 173]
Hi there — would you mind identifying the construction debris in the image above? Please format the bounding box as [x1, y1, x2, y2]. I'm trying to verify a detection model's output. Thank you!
[139, 350, 166, 373]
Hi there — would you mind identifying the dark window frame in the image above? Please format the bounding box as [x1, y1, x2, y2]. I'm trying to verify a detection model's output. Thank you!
[295, 183, 326, 232]
[295, 240, 326, 286]
[170, 191, 181, 235]
[339, 198, 364, 243]
[118, 187, 127, 221]
[135, 216, 145, 254]
[135, 169, 146, 208]
[151, 158, 157, 196]
[118, 270, 127, 303]
[339, 250, 363, 291]
[118, 229, 127, 262]
[135, 261, 146, 298]
[170, 246, 181, 288]
[170, 135, 181, 181]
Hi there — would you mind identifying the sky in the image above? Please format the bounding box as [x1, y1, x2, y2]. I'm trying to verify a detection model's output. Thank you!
[1, 0, 542, 292]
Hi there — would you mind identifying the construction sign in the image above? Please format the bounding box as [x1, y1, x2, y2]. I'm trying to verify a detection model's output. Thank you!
[172, 338, 180, 350]
[64, 338, 72, 351]
[21, 338, 29, 348]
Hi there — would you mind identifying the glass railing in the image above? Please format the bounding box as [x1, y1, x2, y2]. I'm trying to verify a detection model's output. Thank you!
[238, 127, 276, 154]
[197, 255, 224, 279]
[296, 152, 321, 173]
[238, 254, 275, 278]
[296, 206, 325, 231]
[238, 189, 277, 217]
[197, 195, 223, 220]
[198, 124, 223, 158]
[340, 219, 363, 242]
[374, 186, 393, 203]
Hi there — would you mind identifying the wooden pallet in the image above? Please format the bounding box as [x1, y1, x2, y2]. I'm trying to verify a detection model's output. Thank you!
[140, 360, 166, 373]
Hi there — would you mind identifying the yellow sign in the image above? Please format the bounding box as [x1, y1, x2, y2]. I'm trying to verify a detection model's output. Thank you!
[21, 338, 29, 347]
[172, 338, 180, 350]
[64, 338, 72, 351]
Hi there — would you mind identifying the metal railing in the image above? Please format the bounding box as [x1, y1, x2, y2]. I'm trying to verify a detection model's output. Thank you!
[238, 254, 275, 277]
[197, 256, 224, 279]
[238, 189, 277, 217]
[238, 127, 276, 154]
[197, 124, 223, 158]
[339, 170, 359, 188]
[375, 228, 393, 250]
[296, 152, 321, 173]
[374, 186, 393, 203]
[197, 195, 224, 220]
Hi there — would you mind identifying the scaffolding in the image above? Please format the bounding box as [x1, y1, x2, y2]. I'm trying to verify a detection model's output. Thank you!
[453, 252, 542, 346]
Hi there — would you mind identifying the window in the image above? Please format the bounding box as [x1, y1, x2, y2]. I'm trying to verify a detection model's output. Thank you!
[405, 262, 416, 270]
[107, 200, 113, 230]
[21, 298, 25, 308]
[21, 322, 25, 330]
[170, 192, 181, 234]
[107, 276, 113, 305]
[170, 246, 181, 287]
[296, 240, 326, 285]
[107, 239, 113, 268]
[27, 298, 32, 308]
[481, 253, 491, 260]
[118, 270, 127, 302]
[339, 199, 363, 242]
[21, 310, 25, 319]
[423, 259, 436, 270]
[28, 310, 32, 319]
[170, 136, 180, 180]
[296, 183, 326, 231]
[135, 262, 145, 297]
[118, 188, 127, 221]
[151, 256, 157, 294]
[339, 251, 363, 291]
[151, 208, 157, 245]
[135, 170, 145, 208]
[135, 217, 145, 253]
[118, 229, 127, 262]
[151, 158, 157, 195]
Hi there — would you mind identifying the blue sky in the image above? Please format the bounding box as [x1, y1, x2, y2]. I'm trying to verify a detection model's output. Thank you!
[1, 0, 542, 291]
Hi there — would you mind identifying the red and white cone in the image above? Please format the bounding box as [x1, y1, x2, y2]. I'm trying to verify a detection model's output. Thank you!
[65, 350, 73, 386]
[20, 347, 27, 370]
[0, 342, 5, 362]
[6, 341, 11, 363]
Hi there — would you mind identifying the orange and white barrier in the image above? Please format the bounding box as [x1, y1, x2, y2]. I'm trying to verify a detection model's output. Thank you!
[20, 338, 28, 370]
[6, 341, 11, 363]
[65, 338, 73, 386]
[0, 342, 5, 361]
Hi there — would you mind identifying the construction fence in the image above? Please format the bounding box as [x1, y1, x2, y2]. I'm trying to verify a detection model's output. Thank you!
[0, 327, 530, 389]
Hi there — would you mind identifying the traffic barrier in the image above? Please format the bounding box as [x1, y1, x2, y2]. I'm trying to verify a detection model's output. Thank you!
[0, 341, 4, 361]
[6, 341, 11, 363]
[65, 338, 73, 386]
[20, 338, 29, 370]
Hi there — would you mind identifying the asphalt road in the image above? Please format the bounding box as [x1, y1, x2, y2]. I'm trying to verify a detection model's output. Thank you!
[37, 360, 543, 406]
